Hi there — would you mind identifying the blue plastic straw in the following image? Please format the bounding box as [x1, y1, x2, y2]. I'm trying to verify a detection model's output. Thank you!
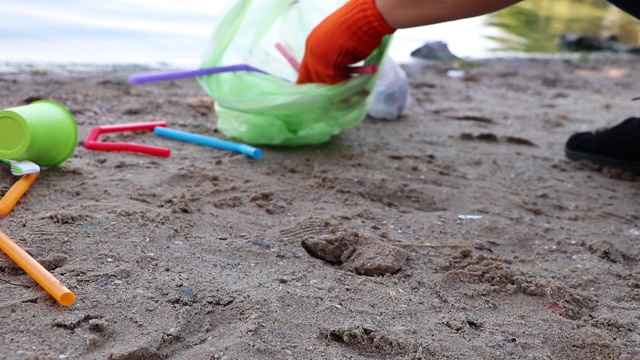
[128, 64, 270, 85]
[154, 127, 262, 159]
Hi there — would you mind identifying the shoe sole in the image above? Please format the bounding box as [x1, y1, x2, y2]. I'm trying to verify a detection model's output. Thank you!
[565, 146, 640, 174]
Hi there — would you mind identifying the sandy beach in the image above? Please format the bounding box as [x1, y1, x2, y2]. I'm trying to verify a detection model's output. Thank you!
[1, 54, 640, 359]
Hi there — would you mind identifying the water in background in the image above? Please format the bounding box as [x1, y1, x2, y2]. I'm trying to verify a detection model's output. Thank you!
[1, 0, 639, 67]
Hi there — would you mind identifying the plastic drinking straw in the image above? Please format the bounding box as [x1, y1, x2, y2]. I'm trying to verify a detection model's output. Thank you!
[274, 43, 378, 75]
[128, 64, 270, 85]
[275, 43, 301, 71]
[0, 173, 39, 216]
[84, 121, 171, 157]
[0, 228, 76, 306]
[349, 64, 378, 74]
[153, 127, 262, 159]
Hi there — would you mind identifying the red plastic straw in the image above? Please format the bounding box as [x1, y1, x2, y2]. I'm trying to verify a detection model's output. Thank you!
[84, 121, 171, 157]
[349, 64, 378, 74]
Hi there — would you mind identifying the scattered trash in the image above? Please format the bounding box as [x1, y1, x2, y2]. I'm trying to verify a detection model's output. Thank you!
[154, 127, 262, 159]
[195, 0, 391, 146]
[275, 43, 301, 72]
[0, 169, 39, 216]
[274, 42, 377, 76]
[446, 69, 466, 79]
[391, 241, 489, 250]
[0, 100, 77, 305]
[247, 238, 271, 248]
[84, 121, 171, 157]
[0, 228, 76, 306]
[458, 215, 483, 220]
[368, 56, 411, 120]
[627, 228, 640, 236]
[459, 132, 537, 147]
[128, 64, 270, 85]
[0, 100, 77, 167]
[445, 113, 494, 124]
[1, 159, 40, 176]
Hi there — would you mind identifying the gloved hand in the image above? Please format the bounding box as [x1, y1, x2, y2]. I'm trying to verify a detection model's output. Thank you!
[296, 0, 396, 85]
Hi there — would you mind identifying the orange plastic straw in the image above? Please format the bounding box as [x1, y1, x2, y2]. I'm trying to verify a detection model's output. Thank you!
[0, 228, 76, 306]
[0, 173, 39, 216]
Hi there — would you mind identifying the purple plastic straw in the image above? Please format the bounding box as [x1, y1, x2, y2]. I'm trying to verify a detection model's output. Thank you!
[128, 64, 270, 85]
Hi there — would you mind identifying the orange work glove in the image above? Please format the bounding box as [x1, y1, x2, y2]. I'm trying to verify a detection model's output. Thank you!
[296, 0, 396, 85]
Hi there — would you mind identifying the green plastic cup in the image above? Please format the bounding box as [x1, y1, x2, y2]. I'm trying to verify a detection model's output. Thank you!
[0, 100, 78, 167]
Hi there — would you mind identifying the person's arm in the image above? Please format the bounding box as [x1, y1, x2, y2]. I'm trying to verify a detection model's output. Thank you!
[297, 0, 522, 84]
[376, 0, 522, 28]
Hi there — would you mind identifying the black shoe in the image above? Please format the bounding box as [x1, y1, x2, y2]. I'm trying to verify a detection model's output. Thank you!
[565, 117, 640, 174]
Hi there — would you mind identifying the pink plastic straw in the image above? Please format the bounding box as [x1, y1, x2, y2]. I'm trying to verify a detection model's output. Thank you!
[274, 43, 378, 75]
[349, 64, 378, 74]
[275, 43, 301, 72]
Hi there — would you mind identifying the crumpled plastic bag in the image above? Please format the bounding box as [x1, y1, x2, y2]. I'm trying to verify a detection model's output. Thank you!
[368, 56, 411, 120]
[197, 0, 391, 146]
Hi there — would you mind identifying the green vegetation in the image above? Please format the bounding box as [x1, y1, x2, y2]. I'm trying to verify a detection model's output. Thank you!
[485, 0, 640, 53]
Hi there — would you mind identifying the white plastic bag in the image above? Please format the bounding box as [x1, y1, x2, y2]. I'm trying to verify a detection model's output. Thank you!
[368, 56, 411, 120]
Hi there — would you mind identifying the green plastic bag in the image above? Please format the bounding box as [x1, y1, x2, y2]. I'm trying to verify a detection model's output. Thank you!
[198, 0, 391, 146]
